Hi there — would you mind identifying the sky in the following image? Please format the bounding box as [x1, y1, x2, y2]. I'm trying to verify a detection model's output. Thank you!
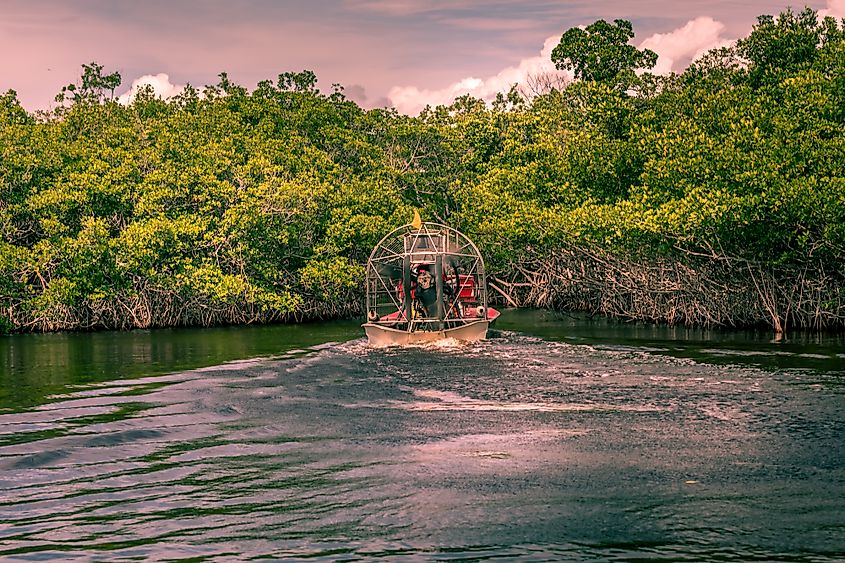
[2, 0, 844, 115]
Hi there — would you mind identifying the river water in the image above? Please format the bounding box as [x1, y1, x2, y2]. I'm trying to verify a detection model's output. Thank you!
[1, 310, 843, 561]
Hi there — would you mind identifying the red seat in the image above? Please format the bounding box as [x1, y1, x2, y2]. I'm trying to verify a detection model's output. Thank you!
[454, 275, 476, 301]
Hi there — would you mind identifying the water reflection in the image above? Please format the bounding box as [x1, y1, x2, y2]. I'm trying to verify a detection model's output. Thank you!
[497, 309, 845, 374]
[0, 320, 361, 411]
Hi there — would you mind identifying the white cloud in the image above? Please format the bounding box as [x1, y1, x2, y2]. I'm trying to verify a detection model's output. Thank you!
[820, 0, 845, 18]
[639, 16, 733, 75]
[388, 35, 570, 115]
[117, 73, 185, 104]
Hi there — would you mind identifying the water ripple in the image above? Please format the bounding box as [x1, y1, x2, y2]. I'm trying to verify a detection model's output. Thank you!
[0, 332, 843, 560]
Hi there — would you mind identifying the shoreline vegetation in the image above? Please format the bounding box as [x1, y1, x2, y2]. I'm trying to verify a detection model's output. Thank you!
[2, 9, 844, 335]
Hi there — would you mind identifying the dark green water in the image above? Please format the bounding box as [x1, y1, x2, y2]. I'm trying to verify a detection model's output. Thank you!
[1, 309, 843, 561]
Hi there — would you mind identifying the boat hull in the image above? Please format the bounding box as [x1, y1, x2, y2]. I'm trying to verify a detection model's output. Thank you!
[363, 319, 490, 346]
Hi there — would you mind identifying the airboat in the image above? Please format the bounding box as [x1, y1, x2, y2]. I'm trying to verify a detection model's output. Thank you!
[362, 217, 500, 346]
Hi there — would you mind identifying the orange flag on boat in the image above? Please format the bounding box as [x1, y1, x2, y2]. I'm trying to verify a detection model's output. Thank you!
[411, 210, 422, 229]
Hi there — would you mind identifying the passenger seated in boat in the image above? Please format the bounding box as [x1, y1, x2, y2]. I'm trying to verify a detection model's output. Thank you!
[414, 265, 459, 319]
[414, 267, 437, 317]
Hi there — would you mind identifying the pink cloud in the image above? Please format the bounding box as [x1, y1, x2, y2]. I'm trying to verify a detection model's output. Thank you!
[639, 17, 733, 75]
[820, 0, 845, 17]
[388, 35, 570, 115]
[437, 17, 540, 31]
[343, 0, 432, 16]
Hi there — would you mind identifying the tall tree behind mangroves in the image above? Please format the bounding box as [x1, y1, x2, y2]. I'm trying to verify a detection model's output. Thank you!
[1, 9, 843, 333]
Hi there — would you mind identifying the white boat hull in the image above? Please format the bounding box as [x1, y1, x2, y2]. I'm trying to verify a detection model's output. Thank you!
[363, 319, 490, 346]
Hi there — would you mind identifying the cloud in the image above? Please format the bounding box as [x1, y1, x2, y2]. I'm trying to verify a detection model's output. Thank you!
[385, 15, 742, 115]
[343, 0, 521, 17]
[343, 0, 434, 16]
[117, 73, 185, 104]
[388, 35, 570, 115]
[343, 84, 369, 105]
[639, 16, 733, 75]
[820, 0, 845, 18]
[437, 17, 539, 31]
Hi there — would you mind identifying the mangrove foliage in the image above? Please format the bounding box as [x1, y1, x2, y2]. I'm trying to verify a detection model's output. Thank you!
[1, 8, 844, 333]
